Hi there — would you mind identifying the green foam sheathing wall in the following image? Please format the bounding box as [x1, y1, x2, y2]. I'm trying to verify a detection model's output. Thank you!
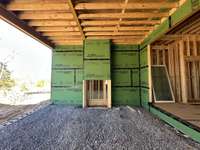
[54, 45, 83, 51]
[132, 69, 140, 86]
[140, 47, 148, 67]
[111, 44, 140, 106]
[75, 69, 83, 86]
[112, 70, 131, 86]
[141, 67, 148, 87]
[141, 88, 149, 109]
[52, 87, 82, 105]
[51, 45, 83, 105]
[84, 39, 110, 80]
[52, 52, 83, 69]
[141, 19, 169, 48]
[149, 106, 200, 143]
[52, 70, 74, 86]
[112, 87, 140, 106]
[111, 44, 138, 51]
[84, 39, 110, 59]
[112, 51, 139, 68]
[171, 0, 192, 26]
[84, 60, 110, 80]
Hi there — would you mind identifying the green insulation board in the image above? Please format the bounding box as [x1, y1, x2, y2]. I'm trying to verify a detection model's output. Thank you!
[75, 69, 83, 86]
[84, 39, 110, 59]
[54, 45, 83, 52]
[141, 67, 148, 87]
[112, 87, 140, 106]
[53, 52, 83, 69]
[52, 70, 74, 86]
[84, 60, 110, 80]
[132, 69, 139, 86]
[112, 70, 131, 86]
[112, 51, 139, 68]
[51, 87, 82, 105]
[141, 88, 149, 108]
[140, 47, 148, 67]
[111, 44, 139, 51]
[140, 67, 149, 87]
[171, 0, 192, 26]
[141, 19, 169, 48]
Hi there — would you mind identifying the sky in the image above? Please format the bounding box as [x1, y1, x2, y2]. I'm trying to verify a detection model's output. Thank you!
[0, 19, 52, 82]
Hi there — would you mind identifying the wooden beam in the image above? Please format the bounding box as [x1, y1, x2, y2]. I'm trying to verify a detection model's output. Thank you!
[42, 31, 81, 36]
[79, 12, 169, 19]
[81, 20, 160, 26]
[75, 2, 178, 10]
[83, 26, 153, 31]
[7, 1, 70, 11]
[48, 36, 82, 40]
[86, 36, 144, 39]
[85, 32, 148, 36]
[112, 39, 141, 44]
[53, 41, 83, 45]
[28, 20, 77, 26]
[36, 26, 79, 32]
[0, 5, 54, 48]
[179, 40, 188, 103]
[19, 12, 74, 20]
[68, 0, 85, 39]
[151, 45, 169, 50]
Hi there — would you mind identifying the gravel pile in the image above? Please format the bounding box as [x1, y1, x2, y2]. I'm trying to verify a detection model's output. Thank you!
[0, 105, 199, 150]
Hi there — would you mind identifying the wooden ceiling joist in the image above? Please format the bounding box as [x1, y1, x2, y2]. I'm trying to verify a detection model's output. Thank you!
[86, 36, 144, 40]
[83, 26, 154, 31]
[7, 2, 70, 11]
[79, 12, 169, 19]
[0, 5, 54, 48]
[2, 0, 184, 45]
[85, 32, 148, 36]
[19, 12, 74, 20]
[43, 31, 81, 37]
[28, 20, 77, 26]
[81, 20, 160, 26]
[68, 0, 84, 40]
[75, 2, 178, 10]
[36, 26, 79, 32]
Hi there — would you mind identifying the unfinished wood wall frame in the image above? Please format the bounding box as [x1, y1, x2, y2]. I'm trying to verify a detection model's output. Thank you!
[1, 0, 185, 45]
[151, 35, 200, 104]
[83, 80, 111, 108]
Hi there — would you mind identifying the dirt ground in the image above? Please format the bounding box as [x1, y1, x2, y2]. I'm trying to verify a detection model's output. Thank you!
[0, 100, 50, 124]
[0, 105, 199, 150]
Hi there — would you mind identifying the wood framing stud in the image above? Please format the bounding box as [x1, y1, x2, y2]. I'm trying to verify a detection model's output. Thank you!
[68, 0, 85, 40]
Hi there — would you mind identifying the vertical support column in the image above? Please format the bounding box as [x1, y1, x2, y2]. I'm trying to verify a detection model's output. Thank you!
[83, 80, 87, 108]
[179, 40, 188, 103]
[148, 45, 152, 103]
[107, 80, 112, 108]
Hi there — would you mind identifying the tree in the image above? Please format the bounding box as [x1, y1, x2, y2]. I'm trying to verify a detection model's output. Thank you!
[36, 80, 46, 88]
[0, 62, 15, 91]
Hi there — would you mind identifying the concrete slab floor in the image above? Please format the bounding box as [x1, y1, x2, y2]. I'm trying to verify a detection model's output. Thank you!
[0, 105, 199, 150]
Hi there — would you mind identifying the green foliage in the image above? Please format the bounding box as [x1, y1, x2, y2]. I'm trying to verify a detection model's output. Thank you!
[20, 83, 28, 92]
[36, 80, 46, 88]
[0, 65, 15, 91]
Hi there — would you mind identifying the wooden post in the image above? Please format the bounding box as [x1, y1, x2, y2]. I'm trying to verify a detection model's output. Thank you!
[107, 80, 112, 108]
[179, 40, 188, 103]
[148, 45, 152, 103]
[83, 80, 87, 108]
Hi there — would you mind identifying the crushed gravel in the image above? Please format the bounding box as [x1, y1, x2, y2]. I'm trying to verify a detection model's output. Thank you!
[0, 105, 199, 150]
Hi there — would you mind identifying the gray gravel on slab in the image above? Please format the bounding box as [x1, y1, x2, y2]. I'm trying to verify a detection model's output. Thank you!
[0, 105, 199, 150]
